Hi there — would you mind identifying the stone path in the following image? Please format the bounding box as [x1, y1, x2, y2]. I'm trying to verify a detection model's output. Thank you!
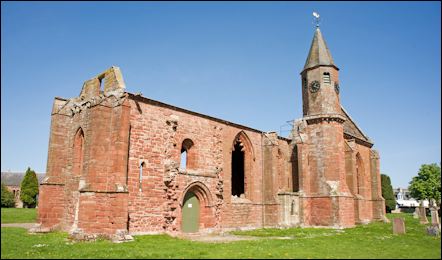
[1, 223, 36, 229]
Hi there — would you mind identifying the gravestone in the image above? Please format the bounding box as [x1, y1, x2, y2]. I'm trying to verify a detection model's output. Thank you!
[412, 207, 419, 219]
[419, 207, 429, 224]
[392, 218, 406, 235]
[426, 225, 440, 237]
[430, 207, 441, 231]
[430, 208, 440, 226]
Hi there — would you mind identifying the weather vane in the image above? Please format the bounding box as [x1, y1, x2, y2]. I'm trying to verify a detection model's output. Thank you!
[312, 11, 320, 28]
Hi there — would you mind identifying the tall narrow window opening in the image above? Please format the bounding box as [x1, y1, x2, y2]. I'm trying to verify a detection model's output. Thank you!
[290, 200, 296, 215]
[180, 150, 187, 169]
[180, 139, 194, 170]
[73, 128, 84, 177]
[139, 162, 145, 191]
[231, 140, 245, 197]
[356, 153, 364, 195]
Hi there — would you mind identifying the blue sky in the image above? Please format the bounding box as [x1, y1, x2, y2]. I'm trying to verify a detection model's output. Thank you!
[1, 2, 440, 188]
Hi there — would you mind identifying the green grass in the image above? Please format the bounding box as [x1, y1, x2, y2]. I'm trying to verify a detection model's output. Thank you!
[1, 208, 36, 223]
[1, 213, 440, 259]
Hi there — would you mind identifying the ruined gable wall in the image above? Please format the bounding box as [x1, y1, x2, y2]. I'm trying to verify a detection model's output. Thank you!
[39, 67, 131, 238]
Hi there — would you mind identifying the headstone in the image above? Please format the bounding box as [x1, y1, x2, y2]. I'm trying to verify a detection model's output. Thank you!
[430, 208, 440, 227]
[426, 225, 440, 237]
[419, 207, 429, 224]
[392, 218, 406, 234]
[412, 207, 419, 219]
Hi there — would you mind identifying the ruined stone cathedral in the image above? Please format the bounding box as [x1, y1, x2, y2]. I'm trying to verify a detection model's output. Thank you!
[37, 26, 386, 239]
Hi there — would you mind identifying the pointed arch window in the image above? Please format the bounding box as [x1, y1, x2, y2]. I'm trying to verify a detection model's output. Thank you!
[231, 139, 245, 197]
[231, 131, 253, 199]
[73, 128, 85, 177]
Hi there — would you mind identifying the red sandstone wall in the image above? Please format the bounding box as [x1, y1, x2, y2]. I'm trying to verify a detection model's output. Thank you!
[38, 185, 64, 229]
[78, 192, 128, 235]
[126, 96, 266, 233]
[40, 82, 131, 236]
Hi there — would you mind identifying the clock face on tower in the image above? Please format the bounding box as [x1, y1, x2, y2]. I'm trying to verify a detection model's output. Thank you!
[335, 82, 340, 94]
[309, 80, 320, 93]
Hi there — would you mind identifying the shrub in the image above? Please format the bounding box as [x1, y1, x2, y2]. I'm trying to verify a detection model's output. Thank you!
[20, 167, 39, 208]
[1, 183, 15, 208]
[381, 174, 396, 212]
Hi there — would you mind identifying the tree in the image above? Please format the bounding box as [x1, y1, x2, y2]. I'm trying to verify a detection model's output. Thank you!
[20, 167, 39, 208]
[1, 183, 15, 208]
[409, 163, 441, 208]
[381, 174, 396, 213]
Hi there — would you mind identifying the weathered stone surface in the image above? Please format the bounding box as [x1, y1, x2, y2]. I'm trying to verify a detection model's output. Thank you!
[419, 207, 429, 224]
[413, 207, 419, 219]
[430, 208, 440, 227]
[426, 225, 440, 236]
[392, 218, 406, 234]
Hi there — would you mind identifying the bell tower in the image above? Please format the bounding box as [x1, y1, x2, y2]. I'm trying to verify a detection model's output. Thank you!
[301, 27, 341, 116]
[297, 21, 355, 228]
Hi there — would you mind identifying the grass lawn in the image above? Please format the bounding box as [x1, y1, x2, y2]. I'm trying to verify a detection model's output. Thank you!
[1, 208, 36, 223]
[1, 213, 440, 259]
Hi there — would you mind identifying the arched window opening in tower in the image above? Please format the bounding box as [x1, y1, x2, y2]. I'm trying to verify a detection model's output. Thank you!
[323, 72, 331, 84]
[231, 139, 245, 197]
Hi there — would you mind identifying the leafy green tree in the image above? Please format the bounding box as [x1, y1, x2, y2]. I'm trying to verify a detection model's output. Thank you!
[1, 183, 15, 208]
[409, 163, 441, 208]
[20, 167, 39, 208]
[381, 174, 396, 213]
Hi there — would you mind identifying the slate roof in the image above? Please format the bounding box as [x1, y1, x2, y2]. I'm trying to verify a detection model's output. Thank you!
[304, 27, 337, 71]
[341, 106, 373, 145]
[1, 172, 46, 186]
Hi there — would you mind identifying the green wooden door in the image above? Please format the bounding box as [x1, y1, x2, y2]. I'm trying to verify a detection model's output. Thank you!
[182, 191, 200, 233]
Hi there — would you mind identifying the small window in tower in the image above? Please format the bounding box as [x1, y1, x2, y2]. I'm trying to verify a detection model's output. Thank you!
[303, 77, 307, 89]
[323, 72, 331, 84]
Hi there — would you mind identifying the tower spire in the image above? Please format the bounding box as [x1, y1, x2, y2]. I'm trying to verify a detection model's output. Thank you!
[303, 22, 337, 72]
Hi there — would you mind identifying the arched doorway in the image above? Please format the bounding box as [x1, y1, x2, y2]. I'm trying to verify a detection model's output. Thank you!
[181, 191, 200, 233]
